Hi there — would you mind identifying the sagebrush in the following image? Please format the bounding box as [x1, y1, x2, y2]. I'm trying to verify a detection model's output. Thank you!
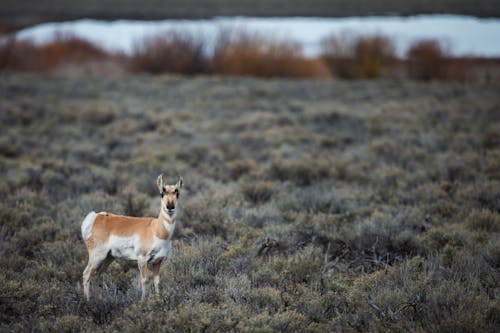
[0, 73, 499, 332]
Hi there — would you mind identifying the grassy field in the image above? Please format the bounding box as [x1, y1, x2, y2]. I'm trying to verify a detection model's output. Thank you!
[1, 0, 499, 31]
[0, 72, 499, 332]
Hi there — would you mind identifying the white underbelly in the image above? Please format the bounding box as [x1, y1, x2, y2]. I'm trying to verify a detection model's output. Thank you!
[108, 235, 140, 260]
[106, 235, 171, 263]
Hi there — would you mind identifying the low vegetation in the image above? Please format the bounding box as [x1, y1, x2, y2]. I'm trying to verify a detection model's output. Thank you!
[0, 72, 499, 332]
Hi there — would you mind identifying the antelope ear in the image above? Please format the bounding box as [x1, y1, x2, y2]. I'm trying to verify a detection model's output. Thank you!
[157, 174, 165, 193]
[176, 176, 183, 189]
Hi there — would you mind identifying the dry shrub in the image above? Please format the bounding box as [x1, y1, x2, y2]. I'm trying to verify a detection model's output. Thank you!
[466, 209, 500, 233]
[0, 37, 30, 69]
[321, 35, 499, 83]
[241, 181, 275, 204]
[354, 36, 396, 78]
[0, 34, 108, 71]
[406, 39, 448, 80]
[321, 33, 357, 78]
[227, 158, 258, 180]
[267, 159, 330, 186]
[322, 34, 395, 78]
[211, 30, 330, 79]
[128, 31, 207, 74]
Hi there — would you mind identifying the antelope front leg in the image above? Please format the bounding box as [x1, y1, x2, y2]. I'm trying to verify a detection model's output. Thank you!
[138, 259, 148, 300]
[152, 262, 161, 295]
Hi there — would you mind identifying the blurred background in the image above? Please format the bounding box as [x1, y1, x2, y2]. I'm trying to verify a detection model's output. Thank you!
[1, 0, 500, 82]
[1, 0, 499, 29]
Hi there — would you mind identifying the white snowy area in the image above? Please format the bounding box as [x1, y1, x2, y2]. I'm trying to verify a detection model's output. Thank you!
[14, 15, 500, 57]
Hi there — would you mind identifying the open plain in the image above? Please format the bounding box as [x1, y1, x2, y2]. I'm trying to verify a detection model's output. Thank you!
[0, 73, 499, 331]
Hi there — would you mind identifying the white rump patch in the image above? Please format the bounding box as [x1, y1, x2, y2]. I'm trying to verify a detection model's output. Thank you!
[81, 211, 97, 241]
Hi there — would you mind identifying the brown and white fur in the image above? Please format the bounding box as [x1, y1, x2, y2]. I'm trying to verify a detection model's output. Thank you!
[81, 174, 182, 301]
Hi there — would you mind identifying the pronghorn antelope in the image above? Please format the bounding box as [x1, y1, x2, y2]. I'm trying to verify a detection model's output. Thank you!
[81, 174, 182, 301]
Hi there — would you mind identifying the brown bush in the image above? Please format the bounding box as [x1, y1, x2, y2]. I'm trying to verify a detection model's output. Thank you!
[0, 37, 26, 69]
[354, 36, 396, 78]
[321, 33, 357, 78]
[406, 39, 448, 80]
[211, 30, 330, 79]
[241, 181, 275, 204]
[405, 40, 500, 83]
[226, 158, 258, 180]
[0, 34, 108, 71]
[322, 34, 396, 78]
[128, 31, 207, 74]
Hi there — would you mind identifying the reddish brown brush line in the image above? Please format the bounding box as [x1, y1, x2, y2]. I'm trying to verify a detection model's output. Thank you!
[1, 31, 499, 82]
[127, 30, 330, 79]
[127, 32, 207, 75]
[210, 30, 330, 79]
[406, 39, 448, 80]
[322, 35, 500, 83]
[322, 35, 396, 79]
[405, 39, 500, 83]
[0, 34, 109, 71]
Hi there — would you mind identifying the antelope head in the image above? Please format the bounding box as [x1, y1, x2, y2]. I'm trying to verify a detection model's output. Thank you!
[157, 174, 183, 220]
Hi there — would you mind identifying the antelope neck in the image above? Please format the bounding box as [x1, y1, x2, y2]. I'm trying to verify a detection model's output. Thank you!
[159, 209, 176, 224]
